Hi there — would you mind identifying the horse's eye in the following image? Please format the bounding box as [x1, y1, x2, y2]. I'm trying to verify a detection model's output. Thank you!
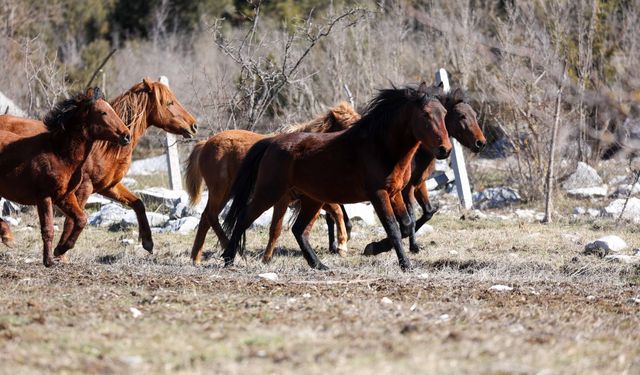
[459, 114, 466, 120]
[101, 112, 107, 116]
[167, 101, 174, 106]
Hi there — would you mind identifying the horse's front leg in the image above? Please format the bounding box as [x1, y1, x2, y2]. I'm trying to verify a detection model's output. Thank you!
[263, 196, 289, 263]
[36, 198, 55, 267]
[364, 190, 415, 256]
[53, 193, 88, 260]
[0, 218, 14, 247]
[54, 179, 92, 260]
[365, 190, 411, 271]
[99, 182, 153, 253]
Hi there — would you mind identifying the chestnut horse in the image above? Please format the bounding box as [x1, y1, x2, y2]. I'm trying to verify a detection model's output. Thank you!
[362, 88, 486, 256]
[0, 88, 130, 266]
[185, 102, 360, 265]
[223, 83, 451, 271]
[0, 78, 197, 258]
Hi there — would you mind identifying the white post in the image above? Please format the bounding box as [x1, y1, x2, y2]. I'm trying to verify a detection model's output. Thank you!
[159, 76, 183, 191]
[435, 68, 473, 210]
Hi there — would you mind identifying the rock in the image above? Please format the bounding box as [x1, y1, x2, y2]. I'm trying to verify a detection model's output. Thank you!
[489, 284, 513, 292]
[473, 187, 521, 209]
[514, 209, 544, 221]
[121, 177, 138, 188]
[344, 203, 377, 226]
[257, 272, 278, 281]
[129, 307, 143, 318]
[466, 209, 487, 220]
[573, 207, 586, 215]
[584, 235, 627, 257]
[146, 212, 170, 227]
[0, 198, 21, 216]
[566, 185, 608, 199]
[163, 217, 200, 234]
[586, 295, 596, 301]
[587, 208, 601, 217]
[626, 297, 640, 304]
[86, 195, 112, 210]
[604, 254, 640, 264]
[634, 248, 640, 256]
[135, 187, 188, 210]
[415, 224, 433, 236]
[562, 162, 603, 190]
[612, 182, 640, 198]
[603, 198, 640, 220]
[127, 155, 167, 176]
[609, 175, 628, 187]
[380, 297, 393, 305]
[89, 204, 136, 227]
[121, 238, 135, 245]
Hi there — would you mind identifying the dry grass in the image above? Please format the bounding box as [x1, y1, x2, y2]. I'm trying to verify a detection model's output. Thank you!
[0, 212, 639, 374]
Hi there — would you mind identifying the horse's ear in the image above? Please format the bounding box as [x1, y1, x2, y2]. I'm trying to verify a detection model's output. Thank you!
[142, 77, 154, 92]
[418, 81, 428, 93]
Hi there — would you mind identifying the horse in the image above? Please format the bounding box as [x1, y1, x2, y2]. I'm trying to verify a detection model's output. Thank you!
[0, 77, 197, 259]
[222, 82, 451, 271]
[0, 87, 130, 267]
[361, 88, 487, 256]
[185, 102, 360, 265]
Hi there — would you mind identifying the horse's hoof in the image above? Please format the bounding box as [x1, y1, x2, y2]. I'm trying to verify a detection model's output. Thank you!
[192, 258, 202, 266]
[43, 258, 56, 268]
[399, 259, 412, 272]
[142, 239, 154, 253]
[1, 236, 14, 248]
[410, 245, 421, 254]
[314, 262, 329, 271]
[262, 255, 272, 264]
[363, 243, 377, 256]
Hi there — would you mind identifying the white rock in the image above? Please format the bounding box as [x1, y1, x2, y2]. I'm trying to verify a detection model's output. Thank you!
[566, 185, 608, 199]
[380, 297, 393, 305]
[1, 216, 19, 226]
[417, 273, 429, 279]
[489, 285, 513, 292]
[586, 295, 596, 301]
[257, 272, 278, 281]
[129, 307, 143, 318]
[302, 293, 311, 298]
[0, 198, 21, 216]
[135, 187, 189, 209]
[88, 203, 136, 227]
[86, 195, 112, 210]
[562, 162, 603, 190]
[449, 250, 459, 255]
[584, 235, 627, 256]
[439, 314, 450, 321]
[343, 203, 377, 226]
[415, 224, 433, 236]
[604, 254, 640, 264]
[473, 187, 521, 209]
[121, 177, 138, 188]
[121, 238, 135, 245]
[163, 217, 200, 234]
[573, 207, 586, 215]
[603, 198, 640, 219]
[146, 212, 170, 227]
[587, 208, 601, 217]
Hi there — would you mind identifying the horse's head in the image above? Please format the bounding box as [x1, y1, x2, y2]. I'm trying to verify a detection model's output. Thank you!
[325, 101, 361, 132]
[410, 82, 451, 159]
[84, 87, 131, 146]
[442, 89, 486, 153]
[142, 77, 197, 138]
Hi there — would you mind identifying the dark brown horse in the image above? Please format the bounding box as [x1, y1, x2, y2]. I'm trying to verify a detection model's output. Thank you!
[185, 102, 360, 265]
[223, 83, 451, 271]
[0, 78, 197, 258]
[362, 88, 486, 256]
[0, 88, 130, 266]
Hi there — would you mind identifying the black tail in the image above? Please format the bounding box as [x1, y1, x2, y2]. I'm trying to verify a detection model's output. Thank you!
[222, 138, 272, 239]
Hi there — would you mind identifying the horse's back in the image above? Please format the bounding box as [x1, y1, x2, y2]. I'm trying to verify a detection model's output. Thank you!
[0, 115, 47, 137]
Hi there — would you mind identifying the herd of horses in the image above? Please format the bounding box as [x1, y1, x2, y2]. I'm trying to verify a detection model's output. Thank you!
[0, 78, 486, 271]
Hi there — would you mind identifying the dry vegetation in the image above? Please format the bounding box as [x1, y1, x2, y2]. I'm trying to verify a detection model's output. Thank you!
[0, 211, 638, 374]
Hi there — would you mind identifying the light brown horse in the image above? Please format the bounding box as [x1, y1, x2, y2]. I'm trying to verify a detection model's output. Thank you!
[185, 102, 360, 265]
[0, 88, 130, 266]
[223, 83, 451, 271]
[0, 78, 197, 258]
[362, 88, 487, 255]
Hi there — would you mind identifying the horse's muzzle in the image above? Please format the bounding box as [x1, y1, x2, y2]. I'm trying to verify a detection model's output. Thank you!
[435, 146, 450, 160]
[118, 133, 132, 146]
[472, 140, 486, 153]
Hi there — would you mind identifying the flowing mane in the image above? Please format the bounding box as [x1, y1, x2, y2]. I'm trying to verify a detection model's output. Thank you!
[43, 87, 103, 133]
[282, 101, 360, 133]
[109, 79, 177, 141]
[347, 83, 442, 136]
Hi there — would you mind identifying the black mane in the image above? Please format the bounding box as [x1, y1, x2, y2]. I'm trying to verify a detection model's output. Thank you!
[349, 83, 442, 136]
[438, 87, 468, 111]
[43, 87, 104, 132]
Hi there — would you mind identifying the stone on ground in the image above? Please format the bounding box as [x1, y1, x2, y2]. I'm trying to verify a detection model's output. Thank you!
[584, 235, 627, 257]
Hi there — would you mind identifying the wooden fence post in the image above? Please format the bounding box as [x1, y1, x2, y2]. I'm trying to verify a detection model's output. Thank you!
[159, 76, 183, 191]
[435, 68, 473, 210]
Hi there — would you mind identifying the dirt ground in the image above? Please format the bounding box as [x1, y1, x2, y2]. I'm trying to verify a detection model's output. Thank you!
[0, 211, 638, 374]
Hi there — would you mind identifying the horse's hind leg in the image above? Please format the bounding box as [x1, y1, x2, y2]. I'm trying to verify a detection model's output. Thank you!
[36, 198, 55, 267]
[55, 178, 92, 256]
[191, 193, 227, 265]
[263, 196, 289, 263]
[365, 190, 411, 271]
[403, 186, 421, 253]
[414, 182, 437, 229]
[323, 203, 348, 257]
[100, 183, 153, 253]
[0, 218, 14, 247]
[341, 204, 352, 240]
[325, 210, 337, 253]
[191, 209, 211, 265]
[292, 197, 326, 270]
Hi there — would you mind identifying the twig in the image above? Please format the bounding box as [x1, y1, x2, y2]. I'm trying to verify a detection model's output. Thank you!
[84, 49, 117, 89]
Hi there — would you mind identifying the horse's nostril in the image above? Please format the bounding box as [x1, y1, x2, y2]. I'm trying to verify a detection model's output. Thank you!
[191, 123, 198, 132]
[437, 146, 449, 159]
[475, 140, 486, 150]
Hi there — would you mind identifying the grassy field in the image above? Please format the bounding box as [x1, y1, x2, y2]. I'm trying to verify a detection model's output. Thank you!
[0, 211, 639, 374]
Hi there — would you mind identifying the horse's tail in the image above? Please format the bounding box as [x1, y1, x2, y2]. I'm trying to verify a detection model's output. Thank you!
[185, 141, 206, 206]
[222, 138, 272, 237]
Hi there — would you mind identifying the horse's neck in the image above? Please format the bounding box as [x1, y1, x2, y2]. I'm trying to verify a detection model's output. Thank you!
[54, 127, 94, 166]
[382, 114, 420, 162]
